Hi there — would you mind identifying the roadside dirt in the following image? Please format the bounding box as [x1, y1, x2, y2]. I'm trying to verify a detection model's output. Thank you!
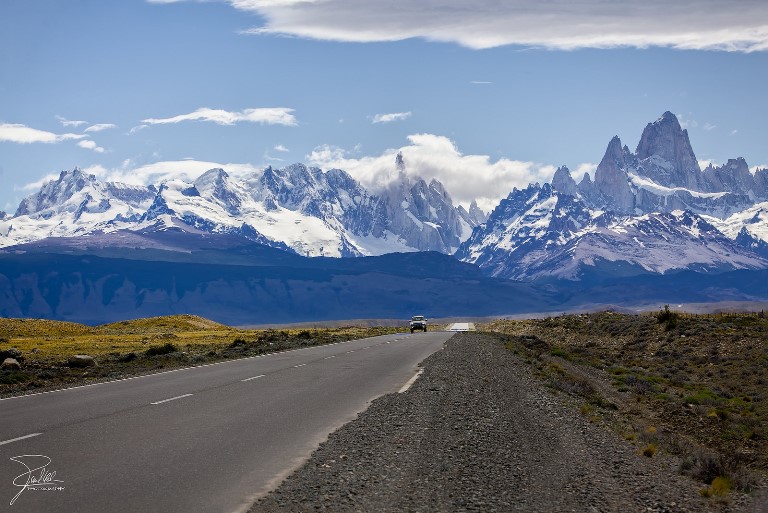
[251, 332, 764, 512]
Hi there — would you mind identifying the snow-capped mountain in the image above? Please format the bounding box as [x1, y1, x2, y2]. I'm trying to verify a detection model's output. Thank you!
[0, 156, 482, 257]
[457, 112, 768, 281]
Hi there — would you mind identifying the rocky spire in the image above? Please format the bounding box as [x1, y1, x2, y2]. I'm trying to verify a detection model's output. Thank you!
[594, 136, 634, 213]
[702, 157, 755, 195]
[636, 111, 703, 190]
[468, 200, 487, 225]
[551, 166, 578, 197]
[395, 151, 406, 173]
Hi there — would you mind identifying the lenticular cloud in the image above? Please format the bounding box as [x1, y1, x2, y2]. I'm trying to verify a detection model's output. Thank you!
[236, 0, 768, 52]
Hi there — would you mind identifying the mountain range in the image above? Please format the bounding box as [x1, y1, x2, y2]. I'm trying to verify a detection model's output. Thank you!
[456, 111, 768, 280]
[0, 111, 766, 323]
[2, 154, 483, 258]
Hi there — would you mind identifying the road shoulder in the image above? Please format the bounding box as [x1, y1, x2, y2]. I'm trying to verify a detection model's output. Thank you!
[250, 332, 744, 512]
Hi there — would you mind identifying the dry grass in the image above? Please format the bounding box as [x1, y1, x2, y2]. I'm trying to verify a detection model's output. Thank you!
[483, 311, 768, 496]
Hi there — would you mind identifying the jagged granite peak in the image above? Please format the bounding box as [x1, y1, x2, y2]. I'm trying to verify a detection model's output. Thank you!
[380, 167, 474, 254]
[636, 111, 703, 190]
[15, 167, 97, 216]
[141, 183, 176, 221]
[552, 165, 578, 196]
[702, 158, 756, 196]
[194, 168, 243, 215]
[594, 136, 635, 213]
[754, 168, 768, 199]
[577, 172, 598, 203]
[468, 200, 488, 225]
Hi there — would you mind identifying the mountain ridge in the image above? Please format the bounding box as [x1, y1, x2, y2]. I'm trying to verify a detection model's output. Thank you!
[456, 112, 768, 281]
[2, 111, 766, 286]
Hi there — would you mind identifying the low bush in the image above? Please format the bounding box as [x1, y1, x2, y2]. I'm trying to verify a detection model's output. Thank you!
[641, 443, 657, 457]
[145, 342, 178, 357]
[656, 305, 680, 331]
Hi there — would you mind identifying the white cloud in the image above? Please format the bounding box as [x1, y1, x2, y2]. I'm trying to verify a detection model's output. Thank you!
[0, 123, 86, 144]
[77, 140, 106, 153]
[698, 159, 718, 170]
[730, 129, 739, 135]
[143, 107, 297, 126]
[17, 172, 61, 192]
[84, 123, 117, 133]
[83, 160, 263, 186]
[307, 133, 555, 212]
[703, 122, 717, 131]
[677, 115, 698, 130]
[55, 115, 87, 128]
[274, 144, 289, 152]
[470, 81, 492, 85]
[573, 163, 598, 181]
[751, 165, 768, 173]
[232, 0, 768, 52]
[371, 112, 412, 124]
[128, 124, 149, 135]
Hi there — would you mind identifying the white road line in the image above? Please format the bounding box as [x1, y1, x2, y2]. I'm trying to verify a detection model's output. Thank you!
[398, 369, 424, 394]
[293, 364, 307, 368]
[150, 394, 193, 405]
[447, 322, 476, 332]
[241, 374, 266, 382]
[324, 356, 336, 359]
[0, 433, 43, 446]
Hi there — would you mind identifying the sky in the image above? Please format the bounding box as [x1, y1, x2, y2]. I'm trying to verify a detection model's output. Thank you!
[1, 0, 767, 214]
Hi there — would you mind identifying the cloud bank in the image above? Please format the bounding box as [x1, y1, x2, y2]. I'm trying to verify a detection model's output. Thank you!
[307, 133, 557, 212]
[231, 0, 768, 52]
[83, 160, 263, 187]
[143, 107, 298, 126]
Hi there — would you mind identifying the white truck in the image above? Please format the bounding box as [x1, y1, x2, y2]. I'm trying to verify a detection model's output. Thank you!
[409, 315, 428, 333]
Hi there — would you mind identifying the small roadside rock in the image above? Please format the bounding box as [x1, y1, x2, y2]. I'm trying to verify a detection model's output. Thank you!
[251, 332, 739, 513]
[67, 354, 97, 368]
[1, 357, 21, 370]
[0, 348, 22, 360]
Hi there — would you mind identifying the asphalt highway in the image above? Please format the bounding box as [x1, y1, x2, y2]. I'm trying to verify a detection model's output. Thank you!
[0, 331, 452, 513]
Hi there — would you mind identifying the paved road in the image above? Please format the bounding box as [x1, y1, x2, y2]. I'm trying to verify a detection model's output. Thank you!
[0, 331, 451, 513]
[446, 322, 475, 331]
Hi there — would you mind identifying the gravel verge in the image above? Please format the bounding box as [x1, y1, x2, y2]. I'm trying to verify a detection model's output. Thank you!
[250, 332, 746, 512]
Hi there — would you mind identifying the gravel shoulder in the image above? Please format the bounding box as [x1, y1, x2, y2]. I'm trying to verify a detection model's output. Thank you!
[250, 332, 756, 512]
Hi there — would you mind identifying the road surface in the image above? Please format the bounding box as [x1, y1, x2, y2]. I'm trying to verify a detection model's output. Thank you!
[446, 322, 475, 331]
[0, 331, 451, 513]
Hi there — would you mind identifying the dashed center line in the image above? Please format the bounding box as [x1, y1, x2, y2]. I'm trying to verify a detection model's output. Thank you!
[151, 393, 193, 405]
[242, 374, 266, 382]
[0, 433, 43, 446]
[293, 364, 307, 368]
[324, 356, 336, 359]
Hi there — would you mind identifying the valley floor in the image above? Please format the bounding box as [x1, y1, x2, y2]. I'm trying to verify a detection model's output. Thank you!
[251, 332, 764, 512]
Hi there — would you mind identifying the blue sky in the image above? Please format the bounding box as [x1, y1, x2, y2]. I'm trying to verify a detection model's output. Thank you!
[1, 0, 767, 212]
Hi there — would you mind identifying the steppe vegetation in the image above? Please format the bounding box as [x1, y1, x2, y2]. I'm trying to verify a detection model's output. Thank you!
[483, 309, 767, 503]
[0, 314, 400, 396]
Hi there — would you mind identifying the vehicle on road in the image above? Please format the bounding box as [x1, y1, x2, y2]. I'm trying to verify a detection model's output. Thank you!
[410, 315, 428, 333]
